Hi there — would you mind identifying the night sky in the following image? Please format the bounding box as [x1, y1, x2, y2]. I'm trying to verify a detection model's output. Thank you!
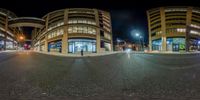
[1, 0, 200, 44]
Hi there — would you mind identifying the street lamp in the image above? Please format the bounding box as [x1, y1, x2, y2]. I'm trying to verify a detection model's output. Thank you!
[139, 36, 145, 51]
[135, 33, 142, 51]
[18, 35, 25, 50]
[135, 33, 140, 37]
[19, 36, 24, 40]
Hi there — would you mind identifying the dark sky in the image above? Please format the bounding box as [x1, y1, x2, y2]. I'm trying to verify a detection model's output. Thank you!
[1, 0, 200, 43]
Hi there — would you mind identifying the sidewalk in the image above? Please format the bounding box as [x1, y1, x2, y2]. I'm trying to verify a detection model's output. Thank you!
[0, 50, 18, 53]
[34, 51, 122, 57]
[146, 51, 200, 55]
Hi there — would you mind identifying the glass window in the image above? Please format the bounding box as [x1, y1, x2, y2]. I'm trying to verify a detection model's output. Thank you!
[68, 39, 96, 53]
[88, 20, 92, 24]
[104, 33, 111, 39]
[67, 26, 96, 34]
[73, 20, 77, 23]
[68, 27, 72, 33]
[6, 41, 13, 49]
[78, 20, 83, 23]
[83, 27, 87, 33]
[83, 20, 87, 23]
[92, 21, 96, 25]
[48, 29, 64, 39]
[88, 27, 92, 34]
[48, 40, 62, 53]
[0, 33, 5, 37]
[68, 20, 72, 24]
[77, 26, 82, 33]
[73, 26, 77, 33]
[152, 39, 162, 51]
[92, 29, 96, 34]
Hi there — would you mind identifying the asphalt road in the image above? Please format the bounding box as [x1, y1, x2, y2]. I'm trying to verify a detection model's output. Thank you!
[0, 51, 200, 100]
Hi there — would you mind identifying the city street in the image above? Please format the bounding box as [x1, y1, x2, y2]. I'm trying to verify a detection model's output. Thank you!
[0, 51, 200, 100]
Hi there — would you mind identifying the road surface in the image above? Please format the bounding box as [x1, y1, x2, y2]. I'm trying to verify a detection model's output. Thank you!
[0, 51, 200, 100]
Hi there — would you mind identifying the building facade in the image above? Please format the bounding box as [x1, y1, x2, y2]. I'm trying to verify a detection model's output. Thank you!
[32, 8, 113, 54]
[0, 8, 19, 50]
[147, 7, 200, 52]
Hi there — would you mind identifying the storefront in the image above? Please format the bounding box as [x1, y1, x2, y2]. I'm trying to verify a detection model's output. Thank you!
[152, 39, 162, 51]
[167, 38, 185, 52]
[0, 40, 4, 50]
[189, 39, 200, 51]
[6, 41, 14, 50]
[68, 39, 96, 53]
[48, 40, 62, 53]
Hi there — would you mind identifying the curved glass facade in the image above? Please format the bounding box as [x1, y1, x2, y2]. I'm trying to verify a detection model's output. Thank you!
[0, 9, 18, 51]
[32, 8, 113, 54]
[147, 7, 200, 52]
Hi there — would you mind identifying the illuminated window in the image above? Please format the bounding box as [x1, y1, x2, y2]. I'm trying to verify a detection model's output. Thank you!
[104, 32, 111, 40]
[73, 20, 77, 23]
[48, 21, 64, 31]
[88, 20, 92, 24]
[83, 27, 87, 33]
[0, 33, 5, 37]
[73, 26, 77, 33]
[190, 30, 200, 35]
[193, 10, 200, 14]
[78, 20, 83, 23]
[165, 8, 187, 12]
[47, 29, 64, 39]
[156, 31, 162, 35]
[7, 36, 13, 41]
[77, 26, 82, 33]
[68, 27, 72, 33]
[68, 26, 96, 34]
[103, 26, 111, 32]
[68, 20, 72, 24]
[190, 24, 200, 29]
[177, 28, 186, 33]
[68, 19, 96, 25]
[83, 20, 87, 24]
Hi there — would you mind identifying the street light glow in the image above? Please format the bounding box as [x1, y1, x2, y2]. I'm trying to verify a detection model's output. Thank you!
[19, 36, 24, 40]
[198, 41, 200, 44]
[135, 33, 140, 37]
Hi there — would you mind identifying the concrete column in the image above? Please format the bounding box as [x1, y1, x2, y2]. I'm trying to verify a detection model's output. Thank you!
[186, 7, 193, 52]
[110, 33, 113, 51]
[109, 14, 113, 51]
[4, 16, 8, 50]
[45, 14, 49, 31]
[160, 7, 167, 51]
[62, 9, 69, 54]
[162, 37, 166, 51]
[4, 38, 6, 50]
[44, 36, 48, 52]
[94, 9, 101, 53]
[62, 26, 68, 54]
[147, 11, 152, 51]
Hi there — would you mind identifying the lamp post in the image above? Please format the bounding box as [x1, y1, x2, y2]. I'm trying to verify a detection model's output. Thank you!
[135, 33, 142, 51]
[117, 38, 120, 51]
[140, 36, 144, 51]
[18, 35, 25, 50]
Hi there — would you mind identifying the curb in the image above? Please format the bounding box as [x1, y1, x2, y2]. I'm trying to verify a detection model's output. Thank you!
[34, 51, 121, 57]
